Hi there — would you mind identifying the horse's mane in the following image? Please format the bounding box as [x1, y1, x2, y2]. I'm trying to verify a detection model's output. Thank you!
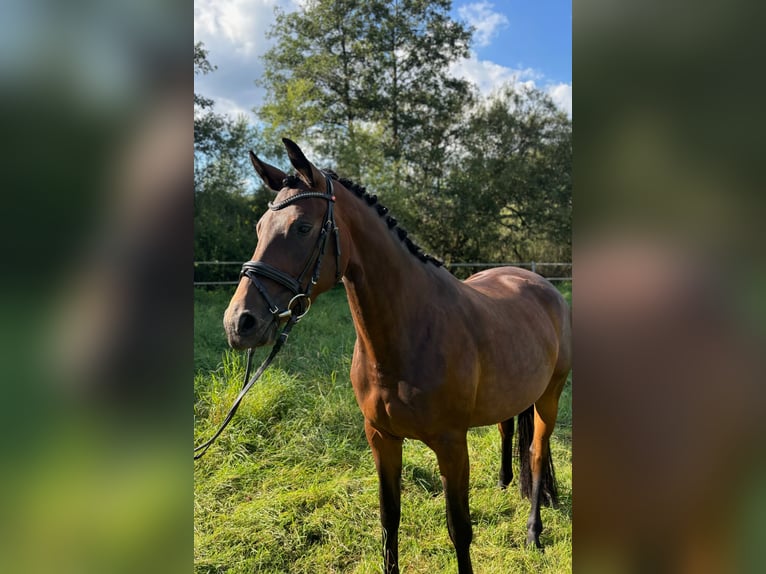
[282, 172, 444, 268]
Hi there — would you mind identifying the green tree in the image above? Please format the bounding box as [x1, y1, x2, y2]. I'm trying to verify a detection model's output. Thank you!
[360, 1, 472, 164]
[259, 0, 472, 186]
[259, 1, 371, 178]
[255, 2, 571, 270]
[404, 84, 572, 267]
[194, 43, 266, 282]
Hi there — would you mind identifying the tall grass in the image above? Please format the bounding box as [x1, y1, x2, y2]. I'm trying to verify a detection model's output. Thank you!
[194, 284, 572, 573]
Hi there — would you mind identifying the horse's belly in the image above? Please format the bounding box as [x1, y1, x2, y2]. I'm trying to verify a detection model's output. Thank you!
[469, 370, 553, 427]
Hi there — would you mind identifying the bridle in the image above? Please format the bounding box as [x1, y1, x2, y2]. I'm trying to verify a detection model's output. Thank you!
[240, 173, 341, 323]
[194, 174, 341, 460]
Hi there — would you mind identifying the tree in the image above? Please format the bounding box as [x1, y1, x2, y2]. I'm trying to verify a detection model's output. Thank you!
[194, 43, 266, 282]
[360, 1, 472, 165]
[194, 42, 253, 187]
[254, 2, 571, 270]
[258, 0, 472, 187]
[403, 84, 572, 266]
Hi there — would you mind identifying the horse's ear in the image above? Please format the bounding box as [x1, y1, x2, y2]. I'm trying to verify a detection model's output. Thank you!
[282, 138, 326, 191]
[249, 151, 286, 191]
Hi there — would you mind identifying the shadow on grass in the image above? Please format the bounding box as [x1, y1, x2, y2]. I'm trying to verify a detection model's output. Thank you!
[404, 463, 443, 497]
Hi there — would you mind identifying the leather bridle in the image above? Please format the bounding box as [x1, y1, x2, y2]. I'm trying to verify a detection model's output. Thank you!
[194, 174, 341, 460]
[240, 174, 341, 323]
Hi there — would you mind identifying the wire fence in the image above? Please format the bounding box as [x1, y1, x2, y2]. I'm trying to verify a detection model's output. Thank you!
[194, 261, 572, 286]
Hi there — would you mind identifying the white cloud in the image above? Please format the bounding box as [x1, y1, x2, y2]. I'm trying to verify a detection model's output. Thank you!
[213, 96, 255, 120]
[458, 1, 509, 47]
[547, 82, 572, 118]
[194, 0, 297, 119]
[451, 53, 572, 117]
[450, 54, 539, 95]
[194, 0, 299, 50]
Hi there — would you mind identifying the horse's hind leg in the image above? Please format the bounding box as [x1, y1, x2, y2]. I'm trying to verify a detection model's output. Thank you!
[497, 418, 514, 489]
[521, 373, 567, 548]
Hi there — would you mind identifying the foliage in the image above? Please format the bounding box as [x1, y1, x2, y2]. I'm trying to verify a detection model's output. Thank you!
[259, 0, 472, 185]
[194, 43, 268, 281]
[194, 286, 572, 573]
[402, 85, 572, 264]
[194, 0, 572, 279]
[254, 1, 570, 268]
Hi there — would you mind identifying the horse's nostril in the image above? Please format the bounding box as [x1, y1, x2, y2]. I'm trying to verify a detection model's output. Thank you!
[237, 312, 256, 335]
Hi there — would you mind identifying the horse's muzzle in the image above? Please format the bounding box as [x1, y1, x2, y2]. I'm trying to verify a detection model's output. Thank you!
[223, 306, 277, 350]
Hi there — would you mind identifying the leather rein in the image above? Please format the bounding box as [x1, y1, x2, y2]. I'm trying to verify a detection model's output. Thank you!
[194, 175, 340, 460]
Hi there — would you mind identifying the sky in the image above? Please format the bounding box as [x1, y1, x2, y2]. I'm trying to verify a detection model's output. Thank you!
[194, 0, 572, 120]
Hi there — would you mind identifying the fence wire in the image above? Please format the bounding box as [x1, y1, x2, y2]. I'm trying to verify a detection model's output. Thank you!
[194, 261, 572, 286]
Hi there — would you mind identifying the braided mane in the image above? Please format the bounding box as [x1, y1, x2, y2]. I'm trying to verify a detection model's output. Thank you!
[281, 172, 443, 267]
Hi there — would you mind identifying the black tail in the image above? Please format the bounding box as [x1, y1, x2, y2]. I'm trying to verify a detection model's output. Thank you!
[517, 405, 558, 507]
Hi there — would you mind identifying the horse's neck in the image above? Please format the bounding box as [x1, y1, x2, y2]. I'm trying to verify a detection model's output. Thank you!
[338, 195, 455, 364]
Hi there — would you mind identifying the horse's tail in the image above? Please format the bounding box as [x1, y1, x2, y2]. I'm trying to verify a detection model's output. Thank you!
[517, 405, 558, 507]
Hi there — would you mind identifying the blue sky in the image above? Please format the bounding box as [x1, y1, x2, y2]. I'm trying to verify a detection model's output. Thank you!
[455, 1, 571, 85]
[194, 0, 572, 118]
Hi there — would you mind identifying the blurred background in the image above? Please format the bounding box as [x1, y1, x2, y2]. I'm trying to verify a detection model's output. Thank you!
[1, 0, 764, 572]
[0, 0, 190, 572]
[575, 0, 766, 572]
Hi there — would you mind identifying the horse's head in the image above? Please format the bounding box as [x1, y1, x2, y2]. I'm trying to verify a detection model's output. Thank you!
[223, 138, 346, 350]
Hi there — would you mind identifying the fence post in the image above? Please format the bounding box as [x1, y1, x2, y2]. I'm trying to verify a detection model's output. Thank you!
[531, 261, 536, 274]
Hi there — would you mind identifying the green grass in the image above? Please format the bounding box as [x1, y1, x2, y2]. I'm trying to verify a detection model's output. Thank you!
[195, 285, 572, 573]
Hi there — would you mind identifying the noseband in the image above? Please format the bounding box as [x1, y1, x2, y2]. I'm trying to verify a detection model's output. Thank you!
[240, 174, 342, 322]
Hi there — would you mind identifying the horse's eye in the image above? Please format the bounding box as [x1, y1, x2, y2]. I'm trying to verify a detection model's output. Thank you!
[296, 222, 313, 236]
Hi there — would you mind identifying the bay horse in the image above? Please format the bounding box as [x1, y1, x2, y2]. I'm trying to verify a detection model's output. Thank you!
[223, 138, 572, 573]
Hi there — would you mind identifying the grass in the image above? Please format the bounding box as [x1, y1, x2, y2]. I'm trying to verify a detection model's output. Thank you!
[194, 283, 572, 573]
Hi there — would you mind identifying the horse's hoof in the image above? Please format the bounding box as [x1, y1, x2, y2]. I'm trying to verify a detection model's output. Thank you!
[525, 533, 543, 550]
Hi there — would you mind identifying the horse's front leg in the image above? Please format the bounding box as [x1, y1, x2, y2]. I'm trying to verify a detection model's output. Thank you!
[365, 419, 403, 574]
[430, 432, 474, 574]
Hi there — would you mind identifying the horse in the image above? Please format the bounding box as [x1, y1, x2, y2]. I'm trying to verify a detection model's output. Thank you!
[223, 138, 572, 574]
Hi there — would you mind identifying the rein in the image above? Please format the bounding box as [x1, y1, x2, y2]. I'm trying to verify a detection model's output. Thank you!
[194, 175, 340, 460]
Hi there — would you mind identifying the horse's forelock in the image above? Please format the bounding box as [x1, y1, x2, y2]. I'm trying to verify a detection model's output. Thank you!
[281, 174, 302, 189]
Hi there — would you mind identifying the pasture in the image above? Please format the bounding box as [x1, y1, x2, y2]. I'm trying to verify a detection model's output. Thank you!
[194, 283, 572, 573]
